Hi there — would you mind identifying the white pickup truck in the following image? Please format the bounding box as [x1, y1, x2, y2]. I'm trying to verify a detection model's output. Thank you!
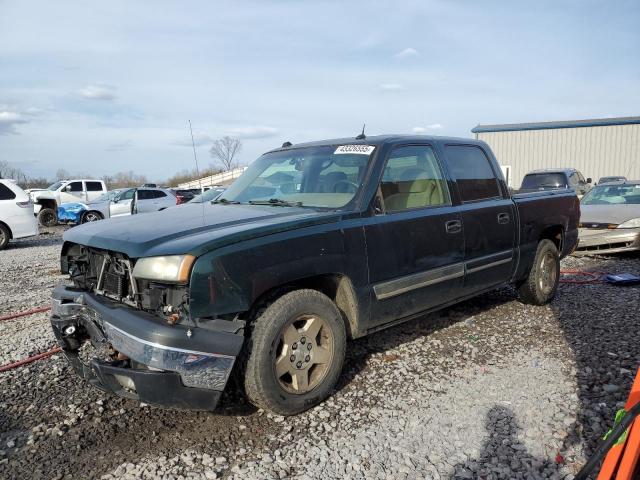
[31, 179, 107, 226]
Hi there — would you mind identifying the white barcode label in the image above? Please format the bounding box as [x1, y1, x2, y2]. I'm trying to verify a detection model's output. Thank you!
[334, 145, 375, 155]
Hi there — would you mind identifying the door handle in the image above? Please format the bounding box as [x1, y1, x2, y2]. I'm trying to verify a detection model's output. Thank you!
[445, 220, 462, 234]
[497, 213, 510, 224]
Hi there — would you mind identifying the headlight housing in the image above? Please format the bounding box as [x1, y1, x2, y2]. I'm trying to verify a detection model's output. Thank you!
[132, 255, 195, 283]
[617, 218, 640, 229]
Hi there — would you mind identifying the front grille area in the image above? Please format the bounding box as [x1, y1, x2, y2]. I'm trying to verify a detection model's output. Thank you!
[103, 271, 129, 298]
[576, 241, 634, 252]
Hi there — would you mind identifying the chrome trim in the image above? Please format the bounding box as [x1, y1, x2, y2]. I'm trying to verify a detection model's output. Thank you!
[465, 256, 512, 274]
[374, 263, 465, 300]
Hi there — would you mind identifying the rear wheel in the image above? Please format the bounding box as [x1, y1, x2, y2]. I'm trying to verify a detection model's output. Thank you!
[0, 224, 10, 250]
[517, 239, 560, 305]
[81, 211, 103, 223]
[244, 289, 346, 415]
[37, 208, 57, 227]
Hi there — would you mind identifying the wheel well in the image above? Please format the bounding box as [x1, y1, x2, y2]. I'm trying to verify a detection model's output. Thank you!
[248, 274, 360, 339]
[37, 199, 57, 210]
[0, 221, 12, 239]
[540, 225, 564, 251]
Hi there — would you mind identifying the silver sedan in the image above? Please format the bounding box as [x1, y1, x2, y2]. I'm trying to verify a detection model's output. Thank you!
[574, 181, 640, 255]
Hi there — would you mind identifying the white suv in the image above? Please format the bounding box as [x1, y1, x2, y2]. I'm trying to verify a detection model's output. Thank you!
[0, 179, 38, 250]
[31, 179, 107, 226]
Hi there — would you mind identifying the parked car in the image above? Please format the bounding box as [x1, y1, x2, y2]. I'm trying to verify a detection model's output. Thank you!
[188, 187, 226, 203]
[51, 135, 580, 415]
[31, 179, 107, 226]
[172, 188, 200, 204]
[519, 168, 592, 197]
[58, 187, 177, 224]
[574, 180, 640, 255]
[596, 175, 627, 185]
[0, 179, 38, 250]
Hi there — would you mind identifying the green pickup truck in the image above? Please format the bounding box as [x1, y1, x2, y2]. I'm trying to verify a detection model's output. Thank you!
[51, 134, 580, 415]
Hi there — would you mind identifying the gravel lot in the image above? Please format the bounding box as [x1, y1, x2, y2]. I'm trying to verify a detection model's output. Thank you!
[1, 228, 638, 479]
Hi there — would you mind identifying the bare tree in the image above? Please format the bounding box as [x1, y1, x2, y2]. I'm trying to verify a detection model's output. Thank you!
[55, 168, 70, 180]
[210, 136, 242, 171]
[0, 161, 27, 183]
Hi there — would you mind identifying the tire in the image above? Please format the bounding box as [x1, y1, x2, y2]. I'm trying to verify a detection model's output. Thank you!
[37, 208, 58, 227]
[244, 289, 347, 415]
[517, 239, 560, 305]
[81, 211, 103, 223]
[0, 224, 10, 250]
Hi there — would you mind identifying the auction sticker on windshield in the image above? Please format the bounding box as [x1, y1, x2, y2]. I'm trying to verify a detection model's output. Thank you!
[334, 145, 375, 155]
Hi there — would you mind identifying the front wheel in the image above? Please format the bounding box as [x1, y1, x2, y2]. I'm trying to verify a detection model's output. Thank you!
[37, 208, 57, 227]
[517, 239, 560, 305]
[81, 211, 103, 223]
[244, 289, 346, 415]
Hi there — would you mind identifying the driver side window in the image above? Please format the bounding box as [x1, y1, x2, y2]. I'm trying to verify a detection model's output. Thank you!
[381, 145, 451, 212]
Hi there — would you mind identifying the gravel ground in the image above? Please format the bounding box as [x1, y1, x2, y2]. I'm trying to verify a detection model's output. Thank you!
[1, 230, 638, 479]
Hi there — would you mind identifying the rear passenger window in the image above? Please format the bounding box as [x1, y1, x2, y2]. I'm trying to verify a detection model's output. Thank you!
[380, 145, 450, 212]
[444, 145, 501, 202]
[136, 190, 154, 200]
[151, 190, 166, 198]
[86, 181, 103, 191]
[0, 183, 16, 200]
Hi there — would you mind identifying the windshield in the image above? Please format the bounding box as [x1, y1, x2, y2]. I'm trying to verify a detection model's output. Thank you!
[190, 188, 225, 203]
[47, 181, 65, 191]
[581, 184, 640, 205]
[93, 189, 123, 202]
[218, 145, 375, 208]
[521, 173, 567, 190]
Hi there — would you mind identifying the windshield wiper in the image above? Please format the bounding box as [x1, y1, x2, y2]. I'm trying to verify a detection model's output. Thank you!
[212, 198, 241, 205]
[248, 198, 303, 207]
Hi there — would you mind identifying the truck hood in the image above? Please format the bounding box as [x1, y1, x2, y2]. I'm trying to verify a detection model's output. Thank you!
[31, 190, 56, 201]
[63, 203, 342, 258]
[580, 204, 640, 225]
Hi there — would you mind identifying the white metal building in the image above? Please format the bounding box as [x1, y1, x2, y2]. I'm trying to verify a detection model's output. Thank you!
[472, 116, 640, 188]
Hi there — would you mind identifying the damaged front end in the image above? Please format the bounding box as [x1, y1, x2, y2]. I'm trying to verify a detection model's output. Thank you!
[51, 244, 245, 411]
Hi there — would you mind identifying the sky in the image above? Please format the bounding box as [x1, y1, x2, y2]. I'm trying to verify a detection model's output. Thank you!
[1, 0, 639, 181]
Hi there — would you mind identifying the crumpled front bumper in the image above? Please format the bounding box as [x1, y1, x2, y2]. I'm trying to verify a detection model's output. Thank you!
[575, 228, 640, 255]
[50, 285, 245, 411]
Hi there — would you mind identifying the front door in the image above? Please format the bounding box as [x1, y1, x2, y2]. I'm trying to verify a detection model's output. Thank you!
[110, 188, 135, 217]
[442, 144, 516, 295]
[60, 181, 85, 203]
[365, 144, 465, 329]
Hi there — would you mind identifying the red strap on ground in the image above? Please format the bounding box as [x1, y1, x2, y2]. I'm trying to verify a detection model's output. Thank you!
[0, 305, 51, 322]
[560, 270, 604, 284]
[0, 346, 62, 373]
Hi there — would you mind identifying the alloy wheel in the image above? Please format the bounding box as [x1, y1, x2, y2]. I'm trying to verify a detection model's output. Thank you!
[273, 315, 334, 394]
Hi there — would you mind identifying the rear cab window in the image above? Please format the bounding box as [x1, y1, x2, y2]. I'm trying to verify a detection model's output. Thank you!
[443, 145, 501, 202]
[86, 181, 104, 191]
[521, 173, 567, 190]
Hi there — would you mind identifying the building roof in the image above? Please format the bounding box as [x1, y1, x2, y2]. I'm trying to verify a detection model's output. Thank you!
[471, 116, 640, 134]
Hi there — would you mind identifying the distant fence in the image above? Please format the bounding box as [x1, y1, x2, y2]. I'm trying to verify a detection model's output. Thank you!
[177, 167, 247, 189]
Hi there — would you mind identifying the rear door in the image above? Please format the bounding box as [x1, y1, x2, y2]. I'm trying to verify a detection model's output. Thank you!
[85, 181, 105, 201]
[365, 144, 464, 328]
[443, 144, 516, 295]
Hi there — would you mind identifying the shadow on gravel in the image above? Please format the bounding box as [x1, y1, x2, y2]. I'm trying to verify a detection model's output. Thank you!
[334, 288, 515, 393]
[550, 253, 640, 469]
[451, 406, 561, 479]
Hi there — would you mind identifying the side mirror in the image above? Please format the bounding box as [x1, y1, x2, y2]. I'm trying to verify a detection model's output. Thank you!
[586, 178, 592, 184]
[64, 185, 72, 192]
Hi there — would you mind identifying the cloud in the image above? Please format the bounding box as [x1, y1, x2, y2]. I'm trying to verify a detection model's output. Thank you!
[394, 47, 419, 59]
[223, 126, 279, 139]
[79, 84, 117, 101]
[379, 83, 404, 91]
[106, 140, 133, 152]
[0, 106, 38, 135]
[412, 124, 443, 134]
